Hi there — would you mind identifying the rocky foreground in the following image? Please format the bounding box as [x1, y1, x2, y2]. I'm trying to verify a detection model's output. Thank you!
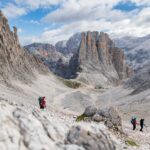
[0, 98, 150, 150]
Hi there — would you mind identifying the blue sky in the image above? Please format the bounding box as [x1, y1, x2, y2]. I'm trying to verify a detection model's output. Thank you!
[0, 0, 150, 45]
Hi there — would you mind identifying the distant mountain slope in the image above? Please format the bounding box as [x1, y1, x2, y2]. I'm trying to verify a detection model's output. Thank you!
[24, 43, 70, 77]
[125, 64, 150, 94]
[0, 11, 48, 84]
[114, 35, 150, 71]
[24, 43, 65, 62]
[55, 33, 81, 55]
[56, 33, 150, 72]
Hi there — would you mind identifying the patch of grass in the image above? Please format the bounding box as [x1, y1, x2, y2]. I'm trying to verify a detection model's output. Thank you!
[63, 80, 81, 89]
[76, 114, 88, 122]
[125, 138, 139, 147]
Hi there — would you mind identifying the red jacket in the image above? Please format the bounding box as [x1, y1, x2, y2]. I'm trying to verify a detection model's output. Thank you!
[41, 97, 46, 108]
[133, 120, 138, 125]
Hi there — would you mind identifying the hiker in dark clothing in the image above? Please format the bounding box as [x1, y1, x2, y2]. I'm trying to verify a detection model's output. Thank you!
[140, 119, 145, 132]
[38, 96, 46, 109]
[131, 117, 138, 130]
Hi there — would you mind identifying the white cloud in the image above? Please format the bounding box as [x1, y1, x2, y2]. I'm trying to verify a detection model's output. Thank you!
[20, 15, 150, 45]
[15, 0, 65, 9]
[1, 0, 65, 18]
[2, 3, 27, 18]
[133, 7, 150, 26]
[18, 28, 23, 33]
[4, 0, 148, 45]
[131, 0, 150, 6]
[29, 20, 40, 25]
[43, 0, 125, 23]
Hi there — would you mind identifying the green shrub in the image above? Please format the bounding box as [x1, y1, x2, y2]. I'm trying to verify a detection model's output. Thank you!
[125, 138, 139, 147]
[76, 114, 88, 122]
[63, 80, 81, 89]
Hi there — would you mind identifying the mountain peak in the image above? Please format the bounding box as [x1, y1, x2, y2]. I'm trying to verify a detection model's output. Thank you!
[0, 10, 48, 84]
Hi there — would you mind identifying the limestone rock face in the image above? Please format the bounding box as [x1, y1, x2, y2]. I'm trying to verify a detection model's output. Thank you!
[79, 32, 131, 79]
[0, 11, 47, 84]
[68, 31, 132, 86]
[24, 43, 69, 77]
[83, 106, 97, 117]
[67, 126, 116, 150]
[97, 107, 122, 131]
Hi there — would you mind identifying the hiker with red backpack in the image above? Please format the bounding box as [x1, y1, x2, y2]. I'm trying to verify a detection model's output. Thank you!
[38, 96, 46, 109]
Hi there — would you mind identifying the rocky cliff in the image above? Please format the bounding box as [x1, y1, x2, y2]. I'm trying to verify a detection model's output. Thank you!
[24, 32, 132, 86]
[0, 11, 47, 84]
[67, 32, 132, 86]
[24, 43, 69, 77]
[24, 43, 62, 62]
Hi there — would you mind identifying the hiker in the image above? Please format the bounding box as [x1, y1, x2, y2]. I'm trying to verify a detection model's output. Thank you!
[140, 119, 145, 132]
[38, 96, 46, 109]
[131, 117, 138, 130]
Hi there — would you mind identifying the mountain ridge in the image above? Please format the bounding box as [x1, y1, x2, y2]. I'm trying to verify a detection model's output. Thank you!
[24, 31, 132, 87]
[0, 11, 48, 85]
[113, 35, 150, 70]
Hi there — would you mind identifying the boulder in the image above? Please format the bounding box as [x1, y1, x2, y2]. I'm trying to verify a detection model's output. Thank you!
[97, 107, 122, 130]
[92, 113, 103, 122]
[105, 120, 114, 129]
[67, 126, 115, 150]
[107, 107, 122, 127]
[80, 106, 122, 131]
[97, 108, 109, 118]
[83, 106, 97, 117]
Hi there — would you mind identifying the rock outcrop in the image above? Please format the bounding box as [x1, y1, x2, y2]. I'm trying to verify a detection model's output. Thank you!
[0, 11, 47, 84]
[67, 126, 116, 150]
[67, 32, 132, 86]
[83, 106, 97, 117]
[79, 106, 122, 131]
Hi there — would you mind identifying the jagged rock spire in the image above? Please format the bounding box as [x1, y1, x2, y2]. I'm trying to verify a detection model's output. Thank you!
[0, 10, 48, 84]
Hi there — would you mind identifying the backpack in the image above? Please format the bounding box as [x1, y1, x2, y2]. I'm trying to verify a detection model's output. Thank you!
[131, 118, 134, 124]
[38, 97, 42, 105]
[41, 99, 46, 108]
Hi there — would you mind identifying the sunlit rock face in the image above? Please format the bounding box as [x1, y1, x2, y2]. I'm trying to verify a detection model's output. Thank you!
[67, 31, 132, 87]
[0, 11, 47, 84]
